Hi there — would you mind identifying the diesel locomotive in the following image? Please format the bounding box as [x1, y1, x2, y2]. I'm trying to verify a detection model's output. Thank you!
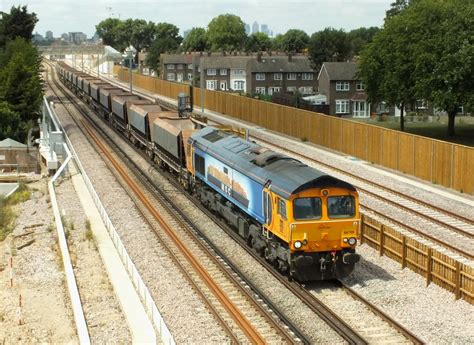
[56, 62, 361, 281]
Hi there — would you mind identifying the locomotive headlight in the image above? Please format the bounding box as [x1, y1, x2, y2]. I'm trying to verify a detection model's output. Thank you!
[294, 241, 302, 249]
[348, 237, 357, 246]
[343, 238, 348, 243]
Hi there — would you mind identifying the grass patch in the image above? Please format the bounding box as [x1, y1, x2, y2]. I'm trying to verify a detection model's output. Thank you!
[0, 183, 31, 241]
[84, 220, 93, 241]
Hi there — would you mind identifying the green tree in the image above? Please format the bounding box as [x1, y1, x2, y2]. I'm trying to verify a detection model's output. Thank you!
[385, 0, 412, 19]
[145, 23, 182, 73]
[0, 102, 21, 141]
[0, 38, 43, 125]
[361, 0, 473, 135]
[207, 14, 246, 51]
[348, 27, 380, 56]
[308, 28, 351, 71]
[245, 32, 271, 52]
[182, 27, 209, 52]
[280, 29, 309, 53]
[0, 6, 38, 46]
[95, 18, 123, 50]
[271, 34, 285, 51]
[410, 0, 474, 136]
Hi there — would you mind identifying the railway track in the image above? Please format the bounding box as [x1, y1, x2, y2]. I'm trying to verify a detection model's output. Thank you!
[50, 61, 424, 344]
[83, 67, 474, 259]
[45, 61, 305, 344]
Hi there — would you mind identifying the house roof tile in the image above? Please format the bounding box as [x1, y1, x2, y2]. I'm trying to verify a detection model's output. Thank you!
[248, 56, 314, 73]
[322, 62, 358, 81]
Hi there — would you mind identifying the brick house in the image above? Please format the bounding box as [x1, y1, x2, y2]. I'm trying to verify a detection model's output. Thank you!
[318, 62, 370, 118]
[247, 55, 317, 96]
[200, 56, 251, 92]
[161, 53, 201, 84]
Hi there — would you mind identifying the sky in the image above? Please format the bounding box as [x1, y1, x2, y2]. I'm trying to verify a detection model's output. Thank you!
[2, 0, 394, 38]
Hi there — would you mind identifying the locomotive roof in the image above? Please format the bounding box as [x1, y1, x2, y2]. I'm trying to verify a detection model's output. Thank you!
[190, 126, 355, 199]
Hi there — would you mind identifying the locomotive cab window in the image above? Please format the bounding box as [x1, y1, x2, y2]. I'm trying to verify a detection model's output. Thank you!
[293, 197, 322, 220]
[277, 198, 287, 220]
[327, 196, 355, 218]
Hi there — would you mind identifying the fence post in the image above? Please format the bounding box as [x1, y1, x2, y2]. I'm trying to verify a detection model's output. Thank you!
[401, 235, 407, 269]
[426, 248, 432, 286]
[359, 214, 364, 244]
[455, 261, 461, 300]
[379, 224, 384, 256]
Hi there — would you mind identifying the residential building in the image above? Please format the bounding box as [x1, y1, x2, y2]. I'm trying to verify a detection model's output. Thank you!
[161, 53, 201, 84]
[247, 54, 317, 96]
[32, 32, 44, 42]
[318, 62, 370, 118]
[45, 30, 53, 40]
[61, 33, 69, 41]
[200, 55, 251, 92]
[252, 21, 259, 34]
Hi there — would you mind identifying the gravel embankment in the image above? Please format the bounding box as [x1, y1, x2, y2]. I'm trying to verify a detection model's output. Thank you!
[55, 175, 131, 343]
[49, 87, 228, 343]
[0, 180, 77, 343]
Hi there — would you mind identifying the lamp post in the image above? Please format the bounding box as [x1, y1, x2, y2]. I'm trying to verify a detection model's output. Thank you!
[123, 45, 136, 93]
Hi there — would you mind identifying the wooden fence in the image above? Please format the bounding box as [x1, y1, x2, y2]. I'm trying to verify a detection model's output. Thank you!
[115, 67, 474, 195]
[361, 214, 474, 304]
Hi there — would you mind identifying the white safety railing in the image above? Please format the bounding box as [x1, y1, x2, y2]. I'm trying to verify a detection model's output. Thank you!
[46, 98, 175, 345]
[46, 124, 91, 344]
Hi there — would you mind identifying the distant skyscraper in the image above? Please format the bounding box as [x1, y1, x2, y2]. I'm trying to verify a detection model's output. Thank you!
[183, 29, 191, 39]
[61, 33, 69, 41]
[244, 23, 250, 35]
[45, 30, 53, 40]
[261, 24, 269, 36]
[32, 32, 44, 42]
[252, 21, 259, 34]
[69, 32, 87, 45]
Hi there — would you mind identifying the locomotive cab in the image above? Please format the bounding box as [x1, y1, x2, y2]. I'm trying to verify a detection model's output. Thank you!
[264, 184, 360, 281]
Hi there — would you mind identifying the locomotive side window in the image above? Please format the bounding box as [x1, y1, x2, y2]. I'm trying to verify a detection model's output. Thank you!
[277, 198, 287, 220]
[264, 192, 272, 224]
[327, 196, 355, 218]
[293, 197, 322, 220]
[194, 154, 205, 176]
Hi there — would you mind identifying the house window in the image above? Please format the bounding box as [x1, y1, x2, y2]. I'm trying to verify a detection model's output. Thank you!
[416, 99, 428, 110]
[206, 80, 217, 90]
[167, 64, 175, 70]
[268, 87, 281, 95]
[255, 87, 266, 94]
[233, 80, 245, 91]
[299, 86, 313, 94]
[188, 64, 193, 69]
[274, 73, 282, 80]
[177, 73, 183, 82]
[302, 73, 313, 80]
[356, 81, 365, 91]
[207, 68, 217, 76]
[187, 73, 193, 81]
[287, 73, 297, 80]
[376, 102, 389, 114]
[167, 73, 176, 81]
[336, 100, 350, 114]
[232, 69, 245, 76]
[256, 73, 265, 81]
[336, 81, 350, 91]
[177, 64, 184, 69]
[220, 69, 227, 75]
[287, 86, 297, 92]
